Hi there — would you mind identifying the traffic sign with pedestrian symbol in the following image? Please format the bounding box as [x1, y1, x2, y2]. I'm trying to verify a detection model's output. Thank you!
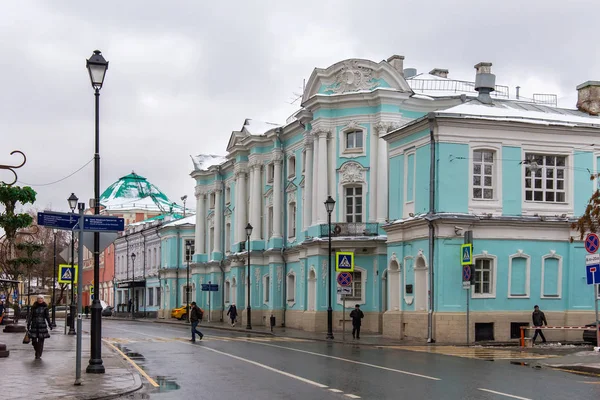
[336, 252, 354, 272]
[58, 264, 78, 284]
[461, 244, 473, 265]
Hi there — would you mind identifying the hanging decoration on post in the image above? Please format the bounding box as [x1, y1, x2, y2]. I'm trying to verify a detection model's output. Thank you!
[0, 150, 26, 186]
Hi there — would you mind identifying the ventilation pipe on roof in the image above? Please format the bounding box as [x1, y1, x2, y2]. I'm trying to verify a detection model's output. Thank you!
[474, 62, 495, 104]
[387, 55, 405, 77]
[516, 86, 521, 100]
[403, 68, 417, 78]
[429, 68, 449, 78]
[576, 81, 600, 116]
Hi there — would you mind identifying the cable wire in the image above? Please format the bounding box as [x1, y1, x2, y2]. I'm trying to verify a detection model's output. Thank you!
[17, 157, 94, 186]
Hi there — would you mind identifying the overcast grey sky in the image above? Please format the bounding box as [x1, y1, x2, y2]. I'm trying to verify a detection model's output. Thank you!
[2, 0, 599, 215]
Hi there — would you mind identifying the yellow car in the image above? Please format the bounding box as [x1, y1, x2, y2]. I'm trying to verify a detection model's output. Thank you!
[171, 305, 204, 320]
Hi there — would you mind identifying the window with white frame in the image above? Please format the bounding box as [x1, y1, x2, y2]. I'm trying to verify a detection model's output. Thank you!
[148, 287, 154, 306]
[153, 248, 157, 268]
[184, 239, 195, 262]
[225, 186, 231, 204]
[210, 193, 216, 209]
[473, 150, 495, 200]
[264, 275, 270, 303]
[474, 258, 494, 296]
[225, 223, 231, 253]
[286, 273, 295, 302]
[156, 287, 161, 307]
[345, 186, 363, 223]
[225, 280, 231, 304]
[288, 203, 296, 238]
[345, 130, 363, 150]
[524, 154, 566, 203]
[267, 163, 274, 183]
[508, 254, 530, 298]
[288, 156, 296, 178]
[346, 271, 362, 301]
[541, 254, 562, 298]
[268, 206, 273, 238]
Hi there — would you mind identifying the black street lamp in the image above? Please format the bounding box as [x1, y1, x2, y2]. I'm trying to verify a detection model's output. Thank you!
[245, 223, 253, 330]
[324, 196, 336, 340]
[185, 241, 191, 322]
[68, 193, 78, 336]
[51, 229, 57, 328]
[86, 49, 108, 374]
[131, 252, 136, 320]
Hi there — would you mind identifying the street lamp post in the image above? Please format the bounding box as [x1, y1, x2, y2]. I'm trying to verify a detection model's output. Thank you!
[185, 241, 191, 322]
[51, 229, 57, 328]
[181, 195, 187, 218]
[86, 49, 108, 374]
[324, 196, 336, 340]
[68, 193, 78, 336]
[245, 223, 253, 330]
[131, 253, 136, 320]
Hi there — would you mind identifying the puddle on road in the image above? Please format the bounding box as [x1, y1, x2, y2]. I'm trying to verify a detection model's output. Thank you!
[154, 376, 181, 392]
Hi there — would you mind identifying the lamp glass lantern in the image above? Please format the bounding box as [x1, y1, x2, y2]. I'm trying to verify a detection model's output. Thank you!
[68, 193, 78, 212]
[86, 50, 109, 90]
[245, 223, 253, 237]
[324, 196, 336, 213]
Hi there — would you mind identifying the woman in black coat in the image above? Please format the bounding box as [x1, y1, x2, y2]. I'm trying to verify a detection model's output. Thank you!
[27, 295, 52, 359]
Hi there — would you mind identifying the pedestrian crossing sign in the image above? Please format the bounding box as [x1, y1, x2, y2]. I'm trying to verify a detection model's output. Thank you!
[461, 244, 473, 266]
[336, 252, 354, 272]
[58, 264, 78, 284]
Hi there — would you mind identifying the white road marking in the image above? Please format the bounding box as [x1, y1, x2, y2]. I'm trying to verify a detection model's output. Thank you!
[328, 389, 343, 393]
[244, 341, 441, 381]
[478, 388, 532, 400]
[345, 395, 361, 399]
[198, 345, 328, 389]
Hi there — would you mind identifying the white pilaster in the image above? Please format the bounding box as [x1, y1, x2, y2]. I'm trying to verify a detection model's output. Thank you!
[376, 123, 389, 223]
[213, 188, 223, 253]
[251, 161, 262, 241]
[272, 149, 283, 238]
[235, 166, 248, 243]
[369, 123, 381, 222]
[303, 135, 314, 230]
[311, 136, 319, 226]
[195, 187, 206, 254]
[316, 129, 329, 224]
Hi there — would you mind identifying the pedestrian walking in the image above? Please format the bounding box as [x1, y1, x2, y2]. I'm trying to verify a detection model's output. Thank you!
[189, 302, 204, 342]
[0, 300, 5, 325]
[128, 298, 133, 313]
[227, 303, 238, 327]
[532, 305, 548, 344]
[350, 304, 364, 339]
[27, 295, 52, 359]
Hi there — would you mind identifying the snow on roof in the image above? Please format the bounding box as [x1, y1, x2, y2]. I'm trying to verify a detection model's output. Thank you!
[191, 154, 227, 171]
[242, 119, 281, 135]
[438, 101, 600, 127]
[162, 214, 196, 227]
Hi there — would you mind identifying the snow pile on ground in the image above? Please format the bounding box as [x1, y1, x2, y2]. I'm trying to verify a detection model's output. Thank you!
[594, 346, 599, 352]
[537, 342, 578, 348]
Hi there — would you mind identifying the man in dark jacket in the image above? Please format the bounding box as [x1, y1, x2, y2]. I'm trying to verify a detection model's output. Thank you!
[189, 302, 204, 342]
[350, 304, 364, 339]
[532, 305, 548, 344]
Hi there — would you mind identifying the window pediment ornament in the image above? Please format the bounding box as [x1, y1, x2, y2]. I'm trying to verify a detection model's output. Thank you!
[344, 120, 362, 132]
[339, 161, 367, 184]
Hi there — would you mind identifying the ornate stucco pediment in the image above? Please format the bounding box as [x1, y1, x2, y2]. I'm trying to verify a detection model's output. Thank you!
[302, 58, 412, 103]
[338, 161, 367, 184]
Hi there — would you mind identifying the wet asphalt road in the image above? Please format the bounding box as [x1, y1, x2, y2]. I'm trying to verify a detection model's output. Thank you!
[96, 320, 599, 400]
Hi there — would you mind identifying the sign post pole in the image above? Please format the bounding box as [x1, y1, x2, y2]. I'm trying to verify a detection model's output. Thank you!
[75, 205, 84, 385]
[463, 230, 473, 346]
[584, 233, 600, 348]
[208, 281, 211, 323]
[342, 294, 346, 342]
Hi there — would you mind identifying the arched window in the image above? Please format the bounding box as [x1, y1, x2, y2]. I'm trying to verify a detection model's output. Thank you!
[286, 272, 296, 304]
[288, 155, 296, 178]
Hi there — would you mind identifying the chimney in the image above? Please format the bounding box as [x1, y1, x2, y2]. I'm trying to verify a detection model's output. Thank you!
[387, 55, 405, 77]
[576, 81, 600, 115]
[474, 62, 495, 104]
[429, 68, 449, 78]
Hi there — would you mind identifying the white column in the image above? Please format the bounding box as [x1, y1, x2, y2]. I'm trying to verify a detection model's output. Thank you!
[272, 150, 283, 239]
[376, 124, 389, 223]
[311, 136, 319, 226]
[251, 162, 262, 241]
[213, 188, 222, 253]
[303, 135, 314, 230]
[369, 124, 381, 222]
[195, 190, 206, 254]
[316, 130, 329, 224]
[236, 170, 248, 243]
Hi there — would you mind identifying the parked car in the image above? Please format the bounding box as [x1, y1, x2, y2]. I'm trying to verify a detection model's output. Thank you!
[54, 305, 67, 318]
[583, 321, 599, 345]
[18, 305, 31, 319]
[101, 306, 114, 317]
[171, 305, 189, 320]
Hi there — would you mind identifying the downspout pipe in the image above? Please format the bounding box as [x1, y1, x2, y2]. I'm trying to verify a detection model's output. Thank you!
[218, 166, 226, 322]
[277, 127, 287, 327]
[176, 228, 180, 308]
[427, 113, 436, 344]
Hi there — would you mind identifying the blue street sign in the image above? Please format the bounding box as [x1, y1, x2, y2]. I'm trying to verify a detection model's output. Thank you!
[201, 284, 219, 292]
[83, 215, 125, 232]
[586, 233, 600, 254]
[586, 264, 600, 285]
[37, 211, 78, 230]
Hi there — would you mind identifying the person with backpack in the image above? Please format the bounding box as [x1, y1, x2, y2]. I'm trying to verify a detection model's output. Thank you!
[189, 302, 204, 342]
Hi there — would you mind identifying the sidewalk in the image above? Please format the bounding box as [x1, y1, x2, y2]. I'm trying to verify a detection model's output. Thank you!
[0, 323, 142, 400]
[537, 350, 600, 375]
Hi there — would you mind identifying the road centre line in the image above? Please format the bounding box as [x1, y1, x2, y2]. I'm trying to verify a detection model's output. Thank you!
[240, 341, 441, 381]
[477, 388, 532, 400]
[103, 339, 159, 388]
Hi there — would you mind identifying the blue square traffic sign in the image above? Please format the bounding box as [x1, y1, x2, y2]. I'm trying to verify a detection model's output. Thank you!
[587, 264, 600, 285]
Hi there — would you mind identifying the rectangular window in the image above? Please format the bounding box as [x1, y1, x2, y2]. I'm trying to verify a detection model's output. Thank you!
[288, 156, 296, 178]
[264, 275, 270, 303]
[184, 239, 195, 262]
[156, 288, 161, 307]
[288, 203, 296, 238]
[473, 150, 494, 199]
[346, 131, 364, 150]
[287, 274, 295, 302]
[148, 288, 154, 306]
[267, 163, 274, 183]
[406, 153, 415, 202]
[347, 271, 362, 300]
[345, 187, 363, 223]
[509, 257, 527, 296]
[542, 257, 560, 297]
[225, 186, 231, 204]
[474, 258, 493, 295]
[524, 154, 566, 203]
[268, 207, 274, 238]
[225, 223, 231, 253]
[225, 281, 231, 304]
[210, 193, 216, 209]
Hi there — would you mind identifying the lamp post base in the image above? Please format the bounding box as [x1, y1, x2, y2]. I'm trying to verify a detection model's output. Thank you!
[326, 307, 334, 340]
[68, 304, 77, 335]
[246, 306, 252, 330]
